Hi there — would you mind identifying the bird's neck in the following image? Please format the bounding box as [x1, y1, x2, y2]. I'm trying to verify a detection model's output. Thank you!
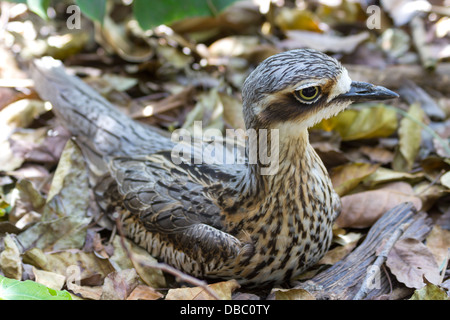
[245, 125, 312, 183]
[223, 126, 330, 228]
[232, 125, 318, 201]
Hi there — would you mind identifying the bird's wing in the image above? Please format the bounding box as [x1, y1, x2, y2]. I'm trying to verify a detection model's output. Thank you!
[103, 153, 248, 259]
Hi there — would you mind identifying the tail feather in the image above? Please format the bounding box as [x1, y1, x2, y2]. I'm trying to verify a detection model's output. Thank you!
[30, 57, 173, 175]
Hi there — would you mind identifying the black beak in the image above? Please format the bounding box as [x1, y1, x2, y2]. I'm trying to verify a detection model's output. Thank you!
[338, 81, 399, 102]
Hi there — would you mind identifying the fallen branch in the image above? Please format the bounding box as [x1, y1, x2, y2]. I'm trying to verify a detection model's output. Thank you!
[352, 222, 409, 300]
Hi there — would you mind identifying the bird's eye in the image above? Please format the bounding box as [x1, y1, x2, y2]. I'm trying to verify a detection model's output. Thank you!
[294, 86, 321, 103]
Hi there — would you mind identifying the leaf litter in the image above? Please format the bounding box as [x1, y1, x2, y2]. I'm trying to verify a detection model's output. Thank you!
[0, 0, 449, 300]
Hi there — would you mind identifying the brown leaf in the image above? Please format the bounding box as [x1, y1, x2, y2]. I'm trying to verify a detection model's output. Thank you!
[360, 146, 394, 164]
[410, 280, 449, 300]
[271, 288, 315, 300]
[393, 103, 424, 172]
[281, 31, 370, 54]
[425, 225, 450, 268]
[23, 247, 116, 284]
[336, 182, 422, 228]
[127, 285, 163, 300]
[0, 234, 22, 280]
[32, 267, 66, 291]
[386, 238, 441, 289]
[100, 269, 139, 300]
[318, 240, 358, 265]
[110, 236, 166, 288]
[165, 279, 240, 300]
[331, 162, 380, 196]
[68, 283, 102, 300]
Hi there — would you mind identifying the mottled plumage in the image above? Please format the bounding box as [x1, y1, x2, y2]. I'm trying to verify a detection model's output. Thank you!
[31, 49, 398, 287]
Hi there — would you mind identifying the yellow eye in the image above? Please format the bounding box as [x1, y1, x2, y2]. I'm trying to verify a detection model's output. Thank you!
[294, 86, 320, 103]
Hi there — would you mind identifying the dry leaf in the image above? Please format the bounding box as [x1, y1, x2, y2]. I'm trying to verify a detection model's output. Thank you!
[23, 247, 116, 284]
[360, 146, 394, 164]
[32, 267, 66, 291]
[336, 182, 422, 228]
[0, 234, 22, 280]
[410, 280, 449, 300]
[425, 225, 450, 268]
[100, 269, 139, 300]
[165, 279, 239, 300]
[127, 285, 163, 300]
[110, 236, 166, 288]
[274, 8, 321, 32]
[317, 105, 397, 141]
[387, 238, 441, 289]
[441, 171, 450, 189]
[364, 167, 424, 187]
[271, 288, 315, 300]
[281, 30, 370, 54]
[393, 103, 424, 171]
[67, 283, 102, 300]
[331, 162, 380, 196]
[16, 140, 92, 251]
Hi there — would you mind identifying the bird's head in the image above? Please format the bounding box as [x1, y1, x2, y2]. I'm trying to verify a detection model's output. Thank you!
[242, 49, 398, 136]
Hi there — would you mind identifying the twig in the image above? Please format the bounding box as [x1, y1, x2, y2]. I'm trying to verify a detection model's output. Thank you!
[381, 264, 393, 296]
[114, 217, 221, 300]
[353, 223, 410, 300]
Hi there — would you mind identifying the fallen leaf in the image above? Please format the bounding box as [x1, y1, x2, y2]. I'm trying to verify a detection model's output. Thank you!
[165, 279, 240, 300]
[127, 285, 164, 300]
[274, 8, 321, 32]
[410, 280, 449, 300]
[100, 269, 139, 300]
[360, 146, 394, 164]
[66, 282, 102, 300]
[271, 288, 316, 300]
[363, 166, 424, 188]
[219, 92, 245, 130]
[110, 236, 166, 288]
[281, 30, 370, 54]
[183, 88, 225, 133]
[9, 179, 46, 228]
[317, 104, 398, 141]
[425, 225, 450, 268]
[23, 247, 116, 285]
[440, 171, 450, 189]
[387, 238, 441, 289]
[0, 99, 48, 138]
[336, 182, 422, 228]
[96, 16, 153, 63]
[414, 181, 447, 211]
[331, 162, 380, 196]
[32, 267, 66, 291]
[17, 140, 92, 251]
[393, 103, 424, 171]
[0, 234, 22, 280]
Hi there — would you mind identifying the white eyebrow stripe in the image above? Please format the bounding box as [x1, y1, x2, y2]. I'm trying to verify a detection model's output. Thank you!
[294, 79, 328, 91]
[327, 68, 352, 102]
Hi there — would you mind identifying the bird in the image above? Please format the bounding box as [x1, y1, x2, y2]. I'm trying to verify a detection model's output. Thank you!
[31, 49, 398, 287]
